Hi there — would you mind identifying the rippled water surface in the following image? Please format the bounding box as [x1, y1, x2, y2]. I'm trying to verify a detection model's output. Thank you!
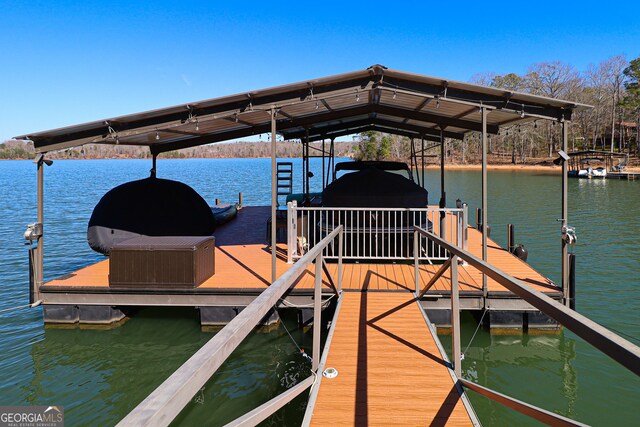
[0, 159, 638, 426]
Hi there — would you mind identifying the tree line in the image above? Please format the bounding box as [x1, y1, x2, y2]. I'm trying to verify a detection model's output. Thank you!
[0, 139, 357, 160]
[355, 55, 640, 164]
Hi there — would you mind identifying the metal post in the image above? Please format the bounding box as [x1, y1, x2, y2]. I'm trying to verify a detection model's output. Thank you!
[329, 138, 335, 185]
[462, 203, 468, 252]
[313, 253, 322, 371]
[151, 153, 157, 178]
[337, 229, 343, 293]
[304, 130, 310, 203]
[287, 201, 294, 263]
[569, 253, 576, 310]
[457, 210, 463, 248]
[451, 254, 461, 377]
[440, 130, 446, 239]
[414, 230, 419, 294]
[561, 119, 569, 305]
[481, 107, 489, 298]
[238, 192, 243, 208]
[271, 109, 277, 283]
[35, 158, 44, 300]
[322, 138, 325, 191]
[421, 136, 425, 188]
[508, 224, 515, 253]
[409, 138, 415, 179]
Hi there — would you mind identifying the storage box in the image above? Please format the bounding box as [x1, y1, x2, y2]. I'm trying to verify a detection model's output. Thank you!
[109, 236, 215, 288]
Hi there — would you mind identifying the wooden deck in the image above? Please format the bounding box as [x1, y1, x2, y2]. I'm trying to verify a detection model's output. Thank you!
[39, 206, 564, 424]
[310, 292, 472, 426]
[44, 206, 558, 295]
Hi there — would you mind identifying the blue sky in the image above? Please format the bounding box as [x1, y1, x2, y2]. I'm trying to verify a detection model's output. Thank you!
[1, 0, 639, 141]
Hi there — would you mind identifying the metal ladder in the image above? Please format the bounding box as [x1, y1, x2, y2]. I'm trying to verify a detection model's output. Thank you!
[276, 162, 293, 206]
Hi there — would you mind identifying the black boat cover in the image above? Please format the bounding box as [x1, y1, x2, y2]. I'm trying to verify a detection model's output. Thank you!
[87, 177, 215, 255]
[323, 168, 428, 207]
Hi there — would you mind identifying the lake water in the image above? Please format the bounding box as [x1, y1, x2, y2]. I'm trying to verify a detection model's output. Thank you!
[0, 158, 638, 425]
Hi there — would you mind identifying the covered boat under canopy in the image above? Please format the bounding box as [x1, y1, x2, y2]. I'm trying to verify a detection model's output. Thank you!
[323, 167, 428, 208]
[87, 177, 215, 255]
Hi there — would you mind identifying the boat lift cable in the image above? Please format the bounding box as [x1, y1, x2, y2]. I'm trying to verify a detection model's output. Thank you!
[461, 309, 488, 360]
[271, 307, 312, 361]
[270, 307, 321, 394]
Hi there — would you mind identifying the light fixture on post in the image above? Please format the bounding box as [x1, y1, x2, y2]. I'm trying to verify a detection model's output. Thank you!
[554, 150, 571, 165]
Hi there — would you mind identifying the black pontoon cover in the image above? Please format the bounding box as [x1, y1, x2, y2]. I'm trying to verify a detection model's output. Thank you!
[87, 177, 215, 255]
[323, 168, 428, 207]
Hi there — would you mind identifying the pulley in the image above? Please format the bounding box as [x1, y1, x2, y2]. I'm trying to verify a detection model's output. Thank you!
[561, 225, 577, 245]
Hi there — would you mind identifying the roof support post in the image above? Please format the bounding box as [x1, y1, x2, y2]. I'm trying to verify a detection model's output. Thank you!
[409, 138, 415, 180]
[35, 156, 45, 301]
[481, 107, 489, 299]
[304, 129, 310, 203]
[439, 129, 446, 239]
[561, 119, 569, 305]
[421, 136, 425, 188]
[271, 109, 278, 283]
[322, 138, 326, 192]
[150, 153, 157, 178]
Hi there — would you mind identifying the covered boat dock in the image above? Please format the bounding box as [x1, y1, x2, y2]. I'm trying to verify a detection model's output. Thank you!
[16, 66, 639, 426]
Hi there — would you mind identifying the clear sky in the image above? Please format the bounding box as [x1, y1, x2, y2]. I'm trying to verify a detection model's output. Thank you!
[1, 0, 639, 141]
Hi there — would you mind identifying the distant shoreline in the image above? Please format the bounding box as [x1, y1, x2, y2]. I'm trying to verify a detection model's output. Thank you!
[2, 156, 638, 172]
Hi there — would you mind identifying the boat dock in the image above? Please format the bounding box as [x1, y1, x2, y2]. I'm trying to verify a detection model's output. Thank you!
[607, 171, 640, 180]
[41, 206, 561, 331]
[18, 66, 640, 426]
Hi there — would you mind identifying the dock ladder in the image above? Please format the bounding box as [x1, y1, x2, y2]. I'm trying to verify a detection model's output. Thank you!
[276, 161, 293, 206]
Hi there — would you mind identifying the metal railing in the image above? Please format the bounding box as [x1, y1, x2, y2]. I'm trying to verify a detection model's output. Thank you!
[287, 202, 467, 263]
[117, 226, 344, 427]
[413, 226, 640, 426]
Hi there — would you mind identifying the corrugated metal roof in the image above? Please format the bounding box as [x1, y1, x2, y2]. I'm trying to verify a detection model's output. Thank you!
[15, 64, 591, 154]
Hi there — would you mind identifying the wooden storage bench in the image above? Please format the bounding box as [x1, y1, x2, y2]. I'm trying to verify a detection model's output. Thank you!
[109, 236, 215, 288]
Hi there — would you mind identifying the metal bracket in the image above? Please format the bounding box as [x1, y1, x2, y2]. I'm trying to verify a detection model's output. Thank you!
[24, 223, 43, 241]
[561, 225, 577, 245]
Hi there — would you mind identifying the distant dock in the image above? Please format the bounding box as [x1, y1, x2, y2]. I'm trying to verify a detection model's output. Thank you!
[607, 171, 640, 180]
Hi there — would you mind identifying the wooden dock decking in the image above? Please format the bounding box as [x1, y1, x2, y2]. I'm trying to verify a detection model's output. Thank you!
[310, 292, 473, 426]
[44, 206, 558, 296]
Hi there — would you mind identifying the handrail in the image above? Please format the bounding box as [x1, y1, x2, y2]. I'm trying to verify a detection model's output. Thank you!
[459, 379, 587, 427]
[287, 202, 464, 263]
[117, 226, 344, 427]
[414, 226, 640, 376]
[414, 226, 639, 426]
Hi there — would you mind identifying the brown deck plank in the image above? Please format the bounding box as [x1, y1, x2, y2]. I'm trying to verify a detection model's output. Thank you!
[310, 292, 472, 426]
